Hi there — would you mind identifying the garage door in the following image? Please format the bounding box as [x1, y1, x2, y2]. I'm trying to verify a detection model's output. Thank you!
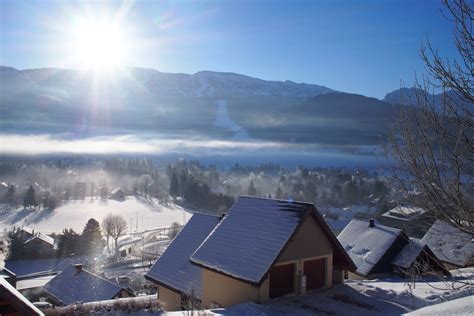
[269, 263, 295, 298]
[304, 258, 325, 290]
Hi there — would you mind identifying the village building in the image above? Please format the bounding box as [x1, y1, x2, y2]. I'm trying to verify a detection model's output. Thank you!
[421, 220, 474, 269]
[392, 237, 450, 276]
[0, 276, 43, 316]
[148, 196, 355, 310]
[380, 206, 433, 237]
[44, 264, 134, 306]
[17, 226, 35, 241]
[338, 219, 449, 279]
[23, 232, 55, 257]
[145, 213, 220, 311]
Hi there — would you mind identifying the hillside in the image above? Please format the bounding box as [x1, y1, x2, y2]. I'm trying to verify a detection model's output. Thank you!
[0, 66, 397, 151]
[0, 197, 192, 234]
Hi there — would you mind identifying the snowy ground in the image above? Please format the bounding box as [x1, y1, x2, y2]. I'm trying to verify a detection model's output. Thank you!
[0, 197, 193, 234]
[406, 295, 473, 315]
[168, 268, 473, 316]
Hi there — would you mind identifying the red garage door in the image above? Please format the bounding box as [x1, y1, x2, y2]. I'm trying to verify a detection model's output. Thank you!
[269, 263, 295, 298]
[304, 258, 325, 290]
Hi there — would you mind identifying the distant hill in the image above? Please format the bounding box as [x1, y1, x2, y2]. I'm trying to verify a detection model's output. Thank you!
[0, 66, 397, 148]
[383, 87, 465, 110]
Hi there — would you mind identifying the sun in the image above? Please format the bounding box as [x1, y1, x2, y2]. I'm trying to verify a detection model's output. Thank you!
[71, 19, 127, 71]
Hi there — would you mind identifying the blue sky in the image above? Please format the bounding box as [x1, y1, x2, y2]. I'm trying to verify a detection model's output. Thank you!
[1, 0, 456, 98]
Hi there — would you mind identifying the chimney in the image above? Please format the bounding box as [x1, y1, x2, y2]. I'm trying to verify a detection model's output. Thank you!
[369, 219, 375, 228]
[74, 264, 82, 274]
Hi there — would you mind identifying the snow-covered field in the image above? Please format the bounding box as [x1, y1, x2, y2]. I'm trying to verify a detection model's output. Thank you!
[169, 268, 473, 316]
[0, 197, 193, 234]
[406, 295, 473, 315]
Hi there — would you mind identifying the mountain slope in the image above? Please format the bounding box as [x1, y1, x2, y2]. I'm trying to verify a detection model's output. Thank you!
[1, 66, 395, 149]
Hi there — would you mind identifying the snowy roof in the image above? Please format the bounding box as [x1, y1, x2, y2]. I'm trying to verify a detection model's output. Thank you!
[24, 232, 55, 246]
[16, 274, 56, 290]
[145, 213, 220, 298]
[421, 220, 474, 267]
[382, 206, 426, 221]
[21, 226, 34, 236]
[44, 264, 126, 305]
[0, 276, 44, 315]
[190, 196, 354, 284]
[52, 258, 79, 272]
[392, 238, 425, 269]
[0, 267, 16, 278]
[338, 219, 404, 276]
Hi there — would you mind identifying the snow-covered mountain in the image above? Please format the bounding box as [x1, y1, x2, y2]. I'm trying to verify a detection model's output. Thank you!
[0, 66, 333, 99]
[0, 66, 397, 149]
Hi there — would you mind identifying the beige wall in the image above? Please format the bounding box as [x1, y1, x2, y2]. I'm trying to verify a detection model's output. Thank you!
[275, 215, 334, 291]
[200, 215, 337, 308]
[158, 285, 182, 311]
[278, 215, 333, 263]
[347, 271, 366, 280]
[201, 268, 268, 308]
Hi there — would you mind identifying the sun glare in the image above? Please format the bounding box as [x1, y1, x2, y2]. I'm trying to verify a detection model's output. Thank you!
[71, 19, 127, 71]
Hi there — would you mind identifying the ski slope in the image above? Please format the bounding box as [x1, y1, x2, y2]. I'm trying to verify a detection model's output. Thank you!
[0, 197, 193, 234]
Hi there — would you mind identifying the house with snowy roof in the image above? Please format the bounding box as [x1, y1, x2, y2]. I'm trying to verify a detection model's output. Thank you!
[145, 213, 220, 310]
[44, 264, 134, 306]
[23, 232, 55, 256]
[338, 219, 449, 279]
[392, 237, 450, 276]
[147, 196, 355, 310]
[380, 206, 433, 237]
[421, 220, 474, 269]
[0, 276, 43, 316]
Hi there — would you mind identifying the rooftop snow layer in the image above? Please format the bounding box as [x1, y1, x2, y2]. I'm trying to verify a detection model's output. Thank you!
[190, 196, 311, 284]
[421, 220, 473, 267]
[338, 219, 403, 276]
[24, 232, 54, 246]
[392, 238, 424, 269]
[44, 264, 125, 305]
[382, 206, 426, 221]
[146, 213, 220, 298]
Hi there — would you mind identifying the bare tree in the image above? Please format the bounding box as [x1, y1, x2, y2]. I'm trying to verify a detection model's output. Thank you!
[387, 0, 473, 234]
[102, 213, 127, 254]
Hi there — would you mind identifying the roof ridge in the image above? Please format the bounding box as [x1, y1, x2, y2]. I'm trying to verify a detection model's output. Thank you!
[238, 195, 314, 206]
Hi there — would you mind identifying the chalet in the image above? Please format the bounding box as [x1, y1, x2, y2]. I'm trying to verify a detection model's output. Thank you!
[421, 220, 474, 269]
[338, 219, 449, 279]
[380, 206, 433, 237]
[23, 232, 55, 256]
[44, 264, 134, 306]
[145, 213, 220, 311]
[148, 196, 355, 310]
[0, 276, 43, 316]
